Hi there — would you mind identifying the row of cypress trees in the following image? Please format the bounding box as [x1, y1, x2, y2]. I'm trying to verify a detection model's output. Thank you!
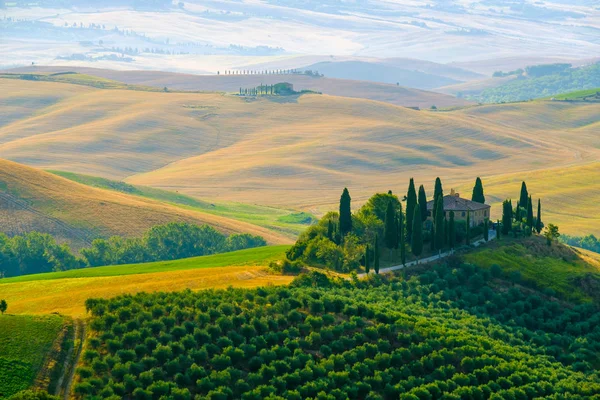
[501, 181, 542, 236]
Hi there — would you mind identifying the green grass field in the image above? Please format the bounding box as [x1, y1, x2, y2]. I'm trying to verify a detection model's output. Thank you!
[464, 236, 600, 302]
[547, 88, 600, 101]
[49, 170, 313, 238]
[0, 245, 289, 284]
[0, 315, 65, 399]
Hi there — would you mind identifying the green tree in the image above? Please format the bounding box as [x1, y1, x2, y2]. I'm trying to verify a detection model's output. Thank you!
[418, 185, 428, 222]
[526, 196, 534, 234]
[434, 197, 445, 255]
[449, 211, 456, 250]
[502, 200, 512, 235]
[411, 205, 423, 262]
[364, 244, 370, 274]
[339, 188, 352, 237]
[384, 199, 398, 260]
[374, 235, 380, 274]
[398, 208, 406, 266]
[471, 177, 485, 204]
[406, 178, 417, 241]
[544, 224, 560, 246]
[519, 181, 529, 211]
[536, 199, 542, 234]
[327, 219, 334, 241]
[466, 212, 471, 245]
[433, 177, 444, 220]
[0, 299, 6, 314]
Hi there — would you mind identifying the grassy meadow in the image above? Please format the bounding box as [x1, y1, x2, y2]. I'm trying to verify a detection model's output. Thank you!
[0, 246, 291, 316]
[464, 236, 600, 302]
[49, 170, 314, 238]
[0, 315, 65, 398]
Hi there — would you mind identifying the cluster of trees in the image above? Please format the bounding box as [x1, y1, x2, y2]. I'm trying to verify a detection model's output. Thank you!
[471, 62, 600, 103]
[239, 84, 277, 96]
[75, 257, 600, 399]
[499, 181, 547, 241]
[223, 69, 322, 77]
[0, 223, 266, 278]
[286, 177, 489, 273]
[560, 234, 600, 254]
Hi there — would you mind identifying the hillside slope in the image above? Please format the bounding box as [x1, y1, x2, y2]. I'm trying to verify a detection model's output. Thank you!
[2, 78, 600, 235]
[6, 67, 473, 109]
[0, 159, 291, 248]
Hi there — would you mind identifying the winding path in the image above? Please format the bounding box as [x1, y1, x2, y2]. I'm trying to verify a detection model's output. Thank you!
[359, 230, 496, 277]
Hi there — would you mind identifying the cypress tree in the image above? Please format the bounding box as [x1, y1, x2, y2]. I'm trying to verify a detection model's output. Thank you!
[471, 177, 485, 204]
[519, 181, 529, 211]
[411, 205, 423, 262]
[374, 235, 380, 274]
[444, 218, 449, 246]
[339, 188, 352, 237]
[515, 201, 521, 222]
[449, 211, 456, 250]
[418, 185, 428, 222]
[327, 219, 334, 241]
[434, 198, 445, 254]
[484, 219, 489, 241]
[398, 209, 406, 266]
[466, 211, 471, 245]
[433, 177, 443, 219]
[384, 200, 398, 260]
[502, 200, 512, 235]
[527, 196, 534, 231]
[364, 244, 370, 274]
[406, 178, 417, 241]
[536, 199, 542, 234]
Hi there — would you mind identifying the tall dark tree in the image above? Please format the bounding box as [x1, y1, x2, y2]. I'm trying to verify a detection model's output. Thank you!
[411, 205, 423, 262]
[364, 244, 370, 274]
[374, 235, 380, 274]
[536, 199, 542, 234]
[502, 200, 512, 235]
[398, 208, 406, 266]
[384, 200, 398, 259]
[449, 211, 456, 250]
[406, 178, 417, 241]
[433, 177, 444, 219]
[515, 201, 521, 222]
[339, 188, 352, 237]
[471, 177, 485, 204]
[466, 212, 471, 245]
[527, 196, 534, 230]
[497, 219, 501, 240]
[434, 198, 445, 254]
[519, 181, 529, 211]
[418, 185, 428, 222]
[0, 299, 6, 314]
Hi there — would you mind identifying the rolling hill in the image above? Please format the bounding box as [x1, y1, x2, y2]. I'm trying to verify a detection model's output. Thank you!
[0, 159, 291, 249]
[6, 67, 473, 109]
[2, 77, 600, 236]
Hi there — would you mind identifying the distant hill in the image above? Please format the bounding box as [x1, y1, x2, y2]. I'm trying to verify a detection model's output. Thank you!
[0, 159, 291, 249]
[466, 63, 600, 103]
[6, 66, 473, 109]
[298, 59, 479, 89]
[2, 77, 599, 236]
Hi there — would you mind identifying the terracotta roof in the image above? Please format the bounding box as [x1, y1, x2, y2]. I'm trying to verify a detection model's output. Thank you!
[426, 195, 490, 212]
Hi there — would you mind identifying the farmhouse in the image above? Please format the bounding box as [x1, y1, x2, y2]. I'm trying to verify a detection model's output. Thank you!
[427, 189, 490, 227]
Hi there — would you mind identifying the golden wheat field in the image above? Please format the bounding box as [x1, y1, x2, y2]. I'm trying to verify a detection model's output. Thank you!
[1, 77, 600, 235]
[0, 159, 291, 247]
[0, 265, 293, 317]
